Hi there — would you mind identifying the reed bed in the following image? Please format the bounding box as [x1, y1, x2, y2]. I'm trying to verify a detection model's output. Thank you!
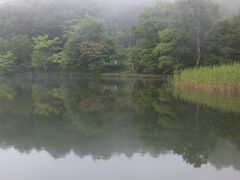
[174, 64, 240, 93]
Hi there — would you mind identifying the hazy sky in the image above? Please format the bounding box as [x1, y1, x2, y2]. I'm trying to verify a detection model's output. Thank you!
[0, 0, 239, 14]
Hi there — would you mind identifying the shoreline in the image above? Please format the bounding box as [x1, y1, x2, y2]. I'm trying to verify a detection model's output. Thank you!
[98, 72, 166, 79]
[174, 82, 240, 94]
[1, 71, 167, 80]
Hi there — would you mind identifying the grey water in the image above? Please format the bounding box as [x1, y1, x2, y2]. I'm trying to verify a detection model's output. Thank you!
[0, 76, 239, 180]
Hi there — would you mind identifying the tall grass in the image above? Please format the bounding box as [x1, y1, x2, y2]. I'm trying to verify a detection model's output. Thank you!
[174, 64, 240, 92]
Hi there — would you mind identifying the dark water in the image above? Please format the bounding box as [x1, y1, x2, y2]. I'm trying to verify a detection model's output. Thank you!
[0, 76, 240, 180]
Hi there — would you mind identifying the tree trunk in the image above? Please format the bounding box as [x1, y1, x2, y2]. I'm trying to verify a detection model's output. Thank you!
[196, 25, 201, 67]
[130, 64, 134, 72]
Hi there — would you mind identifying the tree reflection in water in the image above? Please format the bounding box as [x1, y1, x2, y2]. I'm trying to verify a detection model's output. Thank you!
[0, 77, 239, 169]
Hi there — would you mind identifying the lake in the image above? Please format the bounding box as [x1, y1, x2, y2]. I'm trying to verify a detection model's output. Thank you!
[0, 75, 239, 180]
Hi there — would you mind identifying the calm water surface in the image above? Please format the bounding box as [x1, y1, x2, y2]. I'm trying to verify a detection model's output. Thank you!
[0, 76, 239, 180]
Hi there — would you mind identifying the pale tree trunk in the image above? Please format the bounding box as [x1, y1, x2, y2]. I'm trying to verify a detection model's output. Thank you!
[130, 64, 134, 72]
[196, 24, 201, 67]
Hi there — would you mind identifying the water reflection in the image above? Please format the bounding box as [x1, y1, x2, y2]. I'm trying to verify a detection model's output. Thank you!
[0, 77, 239, 170]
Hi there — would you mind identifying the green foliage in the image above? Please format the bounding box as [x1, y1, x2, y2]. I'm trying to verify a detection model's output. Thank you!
[0, 0, 238, 75]
[32, 35, 62, 70]
[0, 37, 10, 53]
[0, 84, 16, 100]
[153, 30, 176, 57]
[153, 43, 175, 56]
[9, 35, 32, 66]
[205, 14, 240, 64]
[0, 52, 16, 74]
[133, 2, 175, 48]
[70, 15, 106, 43]
[128, 48, 156, 74]
[64, 15, 107, 64]
[79, 42, 106, 73]
[175, 0, 220, 66]
[153, 29, 177, 73]
[132, 0, 221, 73]
[64, 15, 124, 73]
[157, 56, 176, 74]
[49, 52, 67, 68]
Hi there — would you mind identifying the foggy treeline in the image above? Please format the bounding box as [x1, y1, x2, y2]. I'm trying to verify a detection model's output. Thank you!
[0, 0, 239, 33]
[0, 0, 239, 74]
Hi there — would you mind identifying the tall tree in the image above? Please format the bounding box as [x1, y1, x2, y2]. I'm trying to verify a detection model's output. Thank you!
[64, 15, 123, 72]
[133, 2, 175, 48]
[176, 0, 220, 66]
[205, 14, 240, 64]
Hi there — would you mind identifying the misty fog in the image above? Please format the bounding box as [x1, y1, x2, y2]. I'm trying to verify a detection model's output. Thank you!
[0, 1, 239, 180]
[0, 1, 239, 31]
[0, 0, 239, 74]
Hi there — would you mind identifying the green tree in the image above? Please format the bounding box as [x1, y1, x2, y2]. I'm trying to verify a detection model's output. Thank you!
[153, 29, 177, 74]
[9, 35, 32, 66]
[64, 15, 107, 64]
[128, 48, 156, 74]
[205, 14, 240, 64]
[64, 15, 123, 72]
[79, 42, 107, 73]
[0, 52, 16, 74]
[132, 0, 220, 73]
[0, 37, 9, 53]
[133, 2, 175, 48]
[175, 0, 220, 66]
[32, 35, 62, 70]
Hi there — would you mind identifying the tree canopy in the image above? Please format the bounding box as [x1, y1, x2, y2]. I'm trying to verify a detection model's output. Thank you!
[0, 0, 238, 75]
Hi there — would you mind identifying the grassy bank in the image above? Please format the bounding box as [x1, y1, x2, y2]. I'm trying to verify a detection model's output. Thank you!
[99, 71, 164, 79]
[174, 64, 240, 93]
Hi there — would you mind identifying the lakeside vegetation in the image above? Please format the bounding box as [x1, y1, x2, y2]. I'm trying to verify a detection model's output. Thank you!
[174, 64, 240, 92]
[174, 88, 240, 113]
[0, 0, 239, 77]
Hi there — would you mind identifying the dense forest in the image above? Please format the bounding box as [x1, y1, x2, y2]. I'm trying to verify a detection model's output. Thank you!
[0, 0, 239, 75]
